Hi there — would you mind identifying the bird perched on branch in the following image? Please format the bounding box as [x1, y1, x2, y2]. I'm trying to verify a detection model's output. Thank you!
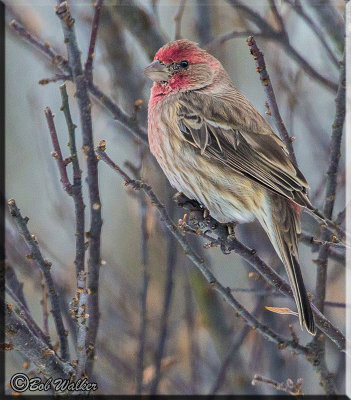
[144, 39, 316, 335]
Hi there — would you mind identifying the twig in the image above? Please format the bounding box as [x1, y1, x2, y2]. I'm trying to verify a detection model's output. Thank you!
[95, 144, 312, 357]
[308, 0, 345, 52]
[175, 196, 345, 351]
[9, 18, 148, 146]
[247, 35, 296, 165]
[112, 0, 166, 60]
[226, 0, 338, 92]
[183, 273, 199, 394]
[88, 83, 148, 145]
[75, 271, 89, 378]
[44, 106, 73, 195]
[85, 0, 104, 80]
[7, 199, 70, 361]
[196, 0, 212, 45]
[205, 31, 263, 52]
[134, 150, 150, 395]
[252, 374, 303, 396]
[268, 0, 288, 39]
[5, 264, 28, 310]
[283, 0, 339, 67]
[310, 51, 345, 395]
[336, 203, 348, 225]
[6, 304, 73, 380]
[39, 74, 71, 85]
[150, 196, 177, 395]
[40, 278, 50, 338]
[56, 1, 102, 373]
[314, 52, 345, 314]
[299, 233, 347, 250]
[210, 320, 254, 394]
[9, 20, 70, 73]
[59, 84, 86, 277]
[6, 286, 52, 350]
[174, 0, 186, 40]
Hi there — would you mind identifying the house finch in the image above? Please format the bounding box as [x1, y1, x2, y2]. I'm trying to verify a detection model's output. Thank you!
[144, 39, 316, 335]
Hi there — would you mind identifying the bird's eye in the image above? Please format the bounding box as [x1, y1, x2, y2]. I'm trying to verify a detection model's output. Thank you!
[180, 60, 189, 68]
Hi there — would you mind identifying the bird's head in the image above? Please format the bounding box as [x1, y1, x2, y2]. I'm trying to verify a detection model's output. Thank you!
[144, 40, 222, 92]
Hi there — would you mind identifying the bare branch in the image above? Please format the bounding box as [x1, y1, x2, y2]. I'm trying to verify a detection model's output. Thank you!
[174, 0, 186, 40]
[7, 199, 70, 361]
[226, 0, 338, 92]
[74, 272, 89, 378]
[6, 304, 73, 380]
[95, 143, 313, 357]
[85, 0, 104, 80]
[9, 20, 70, 73]
[150, 196, 177, 395]
[314, 52, 345, 313]
[44, 106, 73, 195]
[247, 35, 297, 165]
[308, 0, 345, 52]
[6, 285, 52, 350]
[252, 374, 303, 396]
[59, 83, 86, 277]
[56, 1, 102, 372]
[283, 0, 339, 67]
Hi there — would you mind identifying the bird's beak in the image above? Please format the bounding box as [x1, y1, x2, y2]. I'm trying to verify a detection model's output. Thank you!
[143, 60, 169, 82]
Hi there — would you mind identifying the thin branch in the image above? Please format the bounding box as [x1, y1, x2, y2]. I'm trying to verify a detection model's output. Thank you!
[44, 106, 73, 195]
[75, 271, 89, 378]
[183, 274, 199, 394]
[56, 1, 102, 373]
[283, 0, 339, 67]
[268, 0, 288, 39]
[88, 82, 148, 145]
[175, 195, 345, 351]
[95, 143, 313, 357]
[6, 304, 73, 380]
[5, 264, 28, 310]
[6, 285, 52, 350]
[336, 202, 348, 226]
[308, 0, 345, 52]
[210, 319, 254, 394]
[7, 199, 70, 361]
[226, 0, 338, 92]
[247, 35, 296, 165]
[9, 20, 70, 73]
[85, 0, 104, 80]
[204, 30, 264, 52]
[309, 51, 345, 395]
[314, 52, 345, 313]
[39, 74, 71, 85]
[59, 83, 86, 277]
[174, 0, 186, 40]
[252, 374, 303, 396]
[40, 278, 50, 338]
[112, 0, 166, 60]
[150, 196, 177, 395]
[9, 18, 148, 146]
[299, 233, 347, 250]
[132, 150, 150, 395]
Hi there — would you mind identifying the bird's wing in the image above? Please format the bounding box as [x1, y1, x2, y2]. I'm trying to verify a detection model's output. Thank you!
[177, 91, 311, 207]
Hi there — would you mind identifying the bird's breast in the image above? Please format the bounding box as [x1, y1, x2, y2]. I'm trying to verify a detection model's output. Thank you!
[147, 101, 260, 224]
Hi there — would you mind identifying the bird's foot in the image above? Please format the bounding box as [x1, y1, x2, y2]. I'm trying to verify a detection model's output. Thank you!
[173, 192, 202, 212]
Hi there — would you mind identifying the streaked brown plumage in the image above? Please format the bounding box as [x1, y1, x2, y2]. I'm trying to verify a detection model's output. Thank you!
[144, 39, 316, 334]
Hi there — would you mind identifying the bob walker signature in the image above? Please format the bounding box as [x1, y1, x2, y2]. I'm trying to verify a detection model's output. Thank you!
[10, 373, 98, 393]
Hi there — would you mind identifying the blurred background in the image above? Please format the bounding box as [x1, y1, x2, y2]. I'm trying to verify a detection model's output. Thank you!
[5, 0, 346, 395]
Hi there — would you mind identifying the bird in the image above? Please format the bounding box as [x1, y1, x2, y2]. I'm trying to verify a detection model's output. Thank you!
[143, 39, 316, 335]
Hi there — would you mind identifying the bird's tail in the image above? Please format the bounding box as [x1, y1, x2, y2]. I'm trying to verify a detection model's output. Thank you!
[257, 193, 316, 335]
